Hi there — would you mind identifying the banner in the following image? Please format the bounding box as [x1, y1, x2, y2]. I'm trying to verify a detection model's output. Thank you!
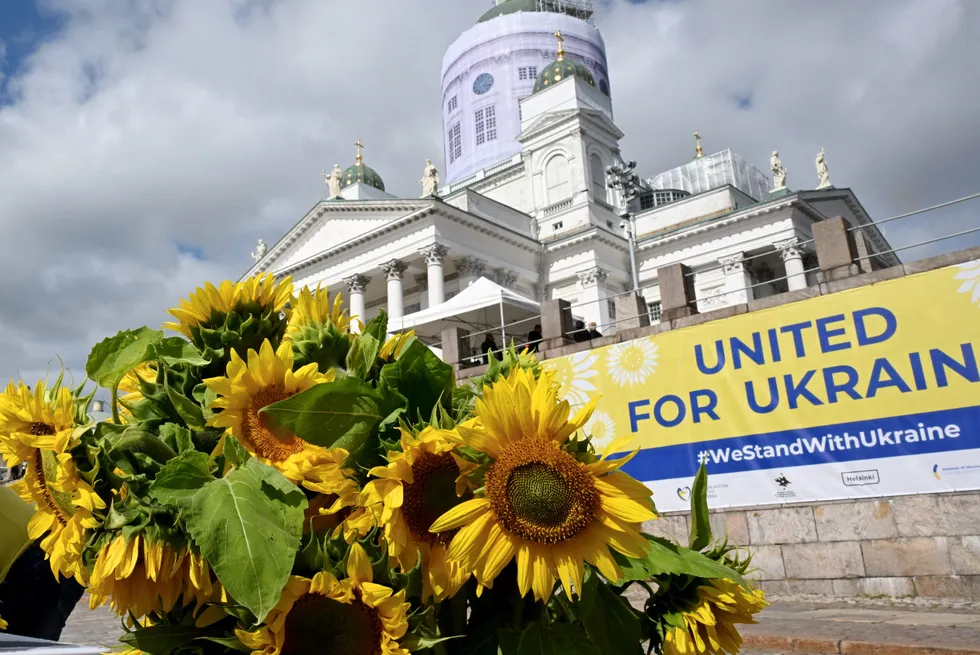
[543, 259, 980, 512]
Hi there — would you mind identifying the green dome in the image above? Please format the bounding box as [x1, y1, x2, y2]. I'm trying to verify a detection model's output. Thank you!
[477, 0, 592, 23]
[533, 57, 595, 93]
[342, 159, 385, 191]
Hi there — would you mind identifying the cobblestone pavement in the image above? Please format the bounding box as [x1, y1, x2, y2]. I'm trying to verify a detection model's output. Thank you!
[61, 595, 124, 649]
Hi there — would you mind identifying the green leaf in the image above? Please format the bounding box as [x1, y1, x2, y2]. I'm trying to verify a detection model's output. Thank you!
[119, 623, 217, 655]
[86, 327, 165, 390]
[688, 462, 712, 551]
[378, 340, 454, 420]
[617, 537, 747, 587]
[158, 423, 195, 454]
[223, 434, 252, 469]
[149, 450, 214, 507]
[364, 310, 388, 342]
[185, 458, 307, 623]
[165, 374, 206, 429]
[258, 377, 384, 450]
[499, 622, 601, 655]
[150, 337, 210, 367]
[578, 574, 644, 655]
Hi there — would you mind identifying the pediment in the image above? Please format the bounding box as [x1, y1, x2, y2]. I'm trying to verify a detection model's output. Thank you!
[518, 110, 578, 141]
[245, 199, 434, 279]
[518, 108, 623, 143]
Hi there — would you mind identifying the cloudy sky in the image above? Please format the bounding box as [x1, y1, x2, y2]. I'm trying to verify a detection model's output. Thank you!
[1, 0, 978, 386]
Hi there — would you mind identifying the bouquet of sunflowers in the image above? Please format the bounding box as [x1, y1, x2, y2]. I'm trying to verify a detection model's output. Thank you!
[0, 274, 766, 655]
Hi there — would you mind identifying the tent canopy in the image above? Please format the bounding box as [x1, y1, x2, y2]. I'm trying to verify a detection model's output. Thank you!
[395, 277, 541, 347]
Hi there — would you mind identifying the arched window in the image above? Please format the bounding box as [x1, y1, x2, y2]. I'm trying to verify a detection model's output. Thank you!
[590, 153, 606, 202]
[544, 154, 571, 204]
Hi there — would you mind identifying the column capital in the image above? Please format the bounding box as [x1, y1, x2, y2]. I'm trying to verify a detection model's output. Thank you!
[719, 253, 747, 274]
[419, 243, 449, 265]
[343, 273, 371, 293]
[577, 266, 609, 287]
[774, 237, 804, 261]
[456, 256, 486, 278]
[495, 268, 518, 289]
[414, 273, 428, 290]
[381, 259, 408, 281]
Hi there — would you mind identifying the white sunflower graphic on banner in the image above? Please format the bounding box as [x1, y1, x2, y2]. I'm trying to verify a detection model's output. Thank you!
[605, 336, 659, 387]
[584, 410, 617, 451]
[953, 259, 980, 306]
[543, 349, 599, 407]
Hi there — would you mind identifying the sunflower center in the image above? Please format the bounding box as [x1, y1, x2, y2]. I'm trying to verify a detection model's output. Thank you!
[281, 592, 383, 655]
[243, 384, 304, 462]
[620, 347, 644, 371]
[30, 422, 55, 436]
[486, 439, 598, 544]
[402, 451, 468, 545]
[33, 448, 74, 524]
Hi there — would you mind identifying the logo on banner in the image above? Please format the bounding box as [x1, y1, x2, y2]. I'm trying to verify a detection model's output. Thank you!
[932, 463, 980, 480]
[842, 469, 880, 486]
[773, 473, 796, 499]
[933, 464, 942, 480]
[677, 487, 691, 500]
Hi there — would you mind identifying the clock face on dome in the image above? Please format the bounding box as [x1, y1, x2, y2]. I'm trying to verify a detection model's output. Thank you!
[472, 73, 494, 95]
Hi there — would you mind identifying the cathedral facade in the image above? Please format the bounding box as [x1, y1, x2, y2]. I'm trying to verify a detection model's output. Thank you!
[245, 0, 897, 358]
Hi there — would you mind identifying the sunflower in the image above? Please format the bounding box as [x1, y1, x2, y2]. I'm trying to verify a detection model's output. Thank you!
[379, 332, 413, 362]
[286, 284, 353, 337]
[165, 275, 293, 338]
[204, 340, 355, 493]
[359, 426, 473, 602]
[429, 368, 657, 602]
[88, 533, 223, 619]
[117, 362, 157, 419]
[662, 578, 767, 655]
[0, 381, 105, 583]
[237, 543, 410, 655]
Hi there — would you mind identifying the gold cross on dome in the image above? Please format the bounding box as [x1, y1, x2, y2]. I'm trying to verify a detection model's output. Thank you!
[694, 129, 704, 158]
[554, 30, 565, 60]
[354, 138, 364, 164]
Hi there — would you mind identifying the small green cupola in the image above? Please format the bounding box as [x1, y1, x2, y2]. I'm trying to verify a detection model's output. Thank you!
[533, 30, 596, 94]
[342, 138, 385, 191]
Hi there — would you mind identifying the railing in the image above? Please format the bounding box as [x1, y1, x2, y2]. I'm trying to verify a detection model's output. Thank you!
[542, 198, 574, 216]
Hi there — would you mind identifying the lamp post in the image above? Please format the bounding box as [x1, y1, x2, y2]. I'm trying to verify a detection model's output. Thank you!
[606, 158, 641, 292]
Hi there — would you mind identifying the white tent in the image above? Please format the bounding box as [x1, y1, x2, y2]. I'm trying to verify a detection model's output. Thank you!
[394, 277, 542, 350]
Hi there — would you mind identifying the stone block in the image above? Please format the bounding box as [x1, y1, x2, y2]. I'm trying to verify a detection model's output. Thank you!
[747, 507, 817, 545]
[813, 500, 898, 542]
[891, 495, 942, 537]
[746, 286, 821, 312]
[913, 575, 980, 599]
[832, 577, 915, 598]
[821, 265, 905, 295]
[813, 216, 858, 274]
[658, 263, 697, 321]
[671, 304, 747, 330]
[643, 515, 688, 545]
[615, 293, 650, 330]
[760, 579, 835, 596]
[902, 245, 980, 277]
[950, 536, 980, 574]
[746, 545, 785, 581]
[709, 511, 750, 546]
[936, 493, 980, 535]
[539, 298, 573, 350]
[862, 538, 952, 577]
[783, 542, 865, 579]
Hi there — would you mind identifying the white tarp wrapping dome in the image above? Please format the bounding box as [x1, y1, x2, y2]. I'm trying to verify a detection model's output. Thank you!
[394, 277, 541, 347]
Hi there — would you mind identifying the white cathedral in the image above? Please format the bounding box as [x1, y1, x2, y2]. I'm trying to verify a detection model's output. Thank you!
[244, 0, 897, 359]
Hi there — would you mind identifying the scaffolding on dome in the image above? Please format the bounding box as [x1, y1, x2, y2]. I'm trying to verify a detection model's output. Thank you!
[535, 0, 594, 17]
[647, 149, 771, 203]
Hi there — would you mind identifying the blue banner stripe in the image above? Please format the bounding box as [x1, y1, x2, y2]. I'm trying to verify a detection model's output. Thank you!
[619, 405, 980, 482]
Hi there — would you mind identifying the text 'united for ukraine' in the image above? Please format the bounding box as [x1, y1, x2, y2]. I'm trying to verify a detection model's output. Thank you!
[628, 306, 979, 432]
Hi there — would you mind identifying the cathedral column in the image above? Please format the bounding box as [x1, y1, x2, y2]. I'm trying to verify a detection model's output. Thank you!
[420, 244, 449, 307]
[775, 237, 807, 291]
[577, 267, 612, 333]
[456, 256, 486, 288]
[343, 273, 370, 333]
[719, 253, 754, 304]
[382, 260, 408, 329]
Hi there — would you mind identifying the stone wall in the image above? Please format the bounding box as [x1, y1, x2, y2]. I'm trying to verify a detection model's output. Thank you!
[643, 491, 980, 599]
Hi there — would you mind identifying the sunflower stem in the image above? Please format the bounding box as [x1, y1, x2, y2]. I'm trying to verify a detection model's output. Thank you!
[110, 382, 121, 424]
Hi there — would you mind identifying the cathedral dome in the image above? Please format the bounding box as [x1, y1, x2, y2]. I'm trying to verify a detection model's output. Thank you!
[342, 140, 385, 191]
[478, 0, 592, 24]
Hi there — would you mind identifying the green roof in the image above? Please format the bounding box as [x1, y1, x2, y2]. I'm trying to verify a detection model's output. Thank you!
[477, 0, 592, 24]
[342, 160, 385, 191]
[533, 57, 595, 93]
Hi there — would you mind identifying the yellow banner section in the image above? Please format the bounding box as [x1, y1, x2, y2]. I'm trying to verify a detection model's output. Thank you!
[543, 259, 980, 452]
